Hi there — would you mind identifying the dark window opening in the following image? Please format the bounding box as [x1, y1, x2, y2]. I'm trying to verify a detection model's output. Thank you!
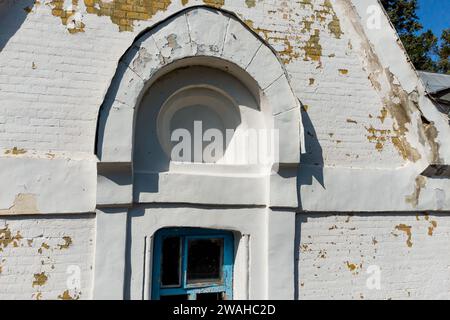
[152, 228, 234, 301]
[187, 238, 223, 284]
[161, 237, 181, 287]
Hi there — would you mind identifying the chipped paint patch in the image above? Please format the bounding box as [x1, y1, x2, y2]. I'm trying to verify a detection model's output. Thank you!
[202, 0, 224, 8]
[377, 85, 421, 161]
[278, 37, 301, 64]
[51, 0, 174, 32]
[314, 0, 342, 39]
[395, 224, 413, 248]
[0, 225, 23, 251]
[322, 0, 342, 39]
[245, 0, 256, 8]
[301, 16, 314, 34]
[428, 220, 438, 236]
[58, 236, 73, 250]
[4, 147, 27, 155]
[377, 107, 388, 123]
[345, 261, 361, 274]
[365, 126, 390, 152]
[339, 1, 424, 163]
[32, 292, 43, 300]
[300, 243, 312, 253]
[50, 0, 85, 33]
[0, 194, 39, 215]
[384, 87, 422, 162]
[422, 121, 441, 164]
[38, 242, 50, 254]
[32, 272, 48, 287]
[391, 136, 421, 162]
[244, 0, 342, 65]
[58, 289, 81, 300]
[405, 176, 427, 208]
[248, 23, 301, 65]
[303, 29, 322, 63]
[317, 249, 327, 259]
[0, 217, 94, 300]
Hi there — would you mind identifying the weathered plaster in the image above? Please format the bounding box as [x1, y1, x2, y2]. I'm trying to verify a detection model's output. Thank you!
[297, 213, 450, 300]
[1, 0, 450, 300]
[349, 0, 450, 164]
[0, 153, 96, 215]
[0, 215, 94, 300]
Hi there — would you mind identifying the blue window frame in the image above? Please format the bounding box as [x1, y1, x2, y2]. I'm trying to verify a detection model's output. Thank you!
[152, 228, 234, 300]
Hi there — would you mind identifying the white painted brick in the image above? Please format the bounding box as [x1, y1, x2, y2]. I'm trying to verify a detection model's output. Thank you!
[0, 0, 449, 300]
[297, 213, 450, 300]
[0, 215, 95, 300]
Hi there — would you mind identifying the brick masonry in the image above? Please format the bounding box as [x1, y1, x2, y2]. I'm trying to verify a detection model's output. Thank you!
[0, 214, 95, 300]
[0, 0, 449, 299]
[0, 0, 425, 166]
[297, 213, 450, 300]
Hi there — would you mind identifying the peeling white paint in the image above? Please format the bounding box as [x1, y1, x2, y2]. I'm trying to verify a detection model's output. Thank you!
[0, 0, 449, 300]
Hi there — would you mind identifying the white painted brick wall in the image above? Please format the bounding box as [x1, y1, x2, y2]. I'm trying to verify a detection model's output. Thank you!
[1, 0, 449, 300]
[0, 0, 417, 167]
[0, 214, 95, 300]
[2, 212, 450, 300]
[297, 213, 450, 300]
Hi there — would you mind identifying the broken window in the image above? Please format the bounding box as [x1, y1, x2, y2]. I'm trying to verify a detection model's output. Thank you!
[152, 228, 234, 300]
[161, 237, 182, 287]
[187, 238, 223, 284]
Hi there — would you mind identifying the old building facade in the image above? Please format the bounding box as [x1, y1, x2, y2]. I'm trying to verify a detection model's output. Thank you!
[0, 0, 449, 300]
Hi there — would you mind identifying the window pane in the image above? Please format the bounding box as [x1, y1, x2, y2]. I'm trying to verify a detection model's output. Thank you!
[187, 238, 223, 284]
[161, 237, 181, 287]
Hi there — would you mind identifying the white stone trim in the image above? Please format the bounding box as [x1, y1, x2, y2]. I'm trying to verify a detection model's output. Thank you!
[97, 7, 301, 168]
[93, 208, 128, 300]
[96, 6, 302, 209]
[93, 7, 301, 300]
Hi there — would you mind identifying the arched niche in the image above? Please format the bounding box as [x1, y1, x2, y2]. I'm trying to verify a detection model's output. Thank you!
[96, 6, 302, 208]
[135, 62, 272, 172]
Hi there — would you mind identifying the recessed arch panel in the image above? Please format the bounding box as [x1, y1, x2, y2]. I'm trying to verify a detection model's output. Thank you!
[95, 6, 302, 208]
[96, 6, 302, 166]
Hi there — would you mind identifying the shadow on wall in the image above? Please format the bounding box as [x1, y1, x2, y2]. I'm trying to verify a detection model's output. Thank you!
[0, 0, 35, 52]
[297, 105, 324, 210]
[124, 207, 143, 300]
[294, 213, 306, 300]
[95, 61, 128, 159]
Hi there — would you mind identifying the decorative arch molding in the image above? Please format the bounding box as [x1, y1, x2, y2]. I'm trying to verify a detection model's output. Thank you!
[96, 6, 302, 208]
[94, 7, 301, 299]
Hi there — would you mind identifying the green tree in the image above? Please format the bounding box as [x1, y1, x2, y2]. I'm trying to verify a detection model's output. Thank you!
[380, 0, 440, 73]
[437, 29, 450, 74]
[381, 0, 422, 34]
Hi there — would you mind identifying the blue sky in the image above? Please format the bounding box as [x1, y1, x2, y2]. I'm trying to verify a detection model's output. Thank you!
[417, 0, 449, 38]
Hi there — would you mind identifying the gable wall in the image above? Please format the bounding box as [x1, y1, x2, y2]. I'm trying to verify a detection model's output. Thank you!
[1, 0, 450, 300]
[1, 0, 448, 214]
